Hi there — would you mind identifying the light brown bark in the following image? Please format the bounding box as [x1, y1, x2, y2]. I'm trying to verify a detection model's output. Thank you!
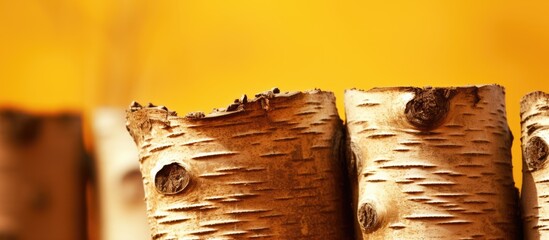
[126, 89, 352, 239]
[345, 85, 519, 239]
[93, 108, 150, 240]
[0, 110, 86, 240]
[521, 91, 549, 239]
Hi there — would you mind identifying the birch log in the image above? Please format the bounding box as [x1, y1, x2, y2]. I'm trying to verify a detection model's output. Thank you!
[93, 108, 150, 240]
[0, 110, 86, 240]
[345, 85, 518, 239]
[126, 89, 352, 239]
[521, 91, 549, 239]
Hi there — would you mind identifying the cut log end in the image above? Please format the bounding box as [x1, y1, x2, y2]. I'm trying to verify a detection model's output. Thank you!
[405, 88, 452, 130]
[525, 136, 549, 171]
[358, 202, 381, 233]
[154, 163, 190, 195]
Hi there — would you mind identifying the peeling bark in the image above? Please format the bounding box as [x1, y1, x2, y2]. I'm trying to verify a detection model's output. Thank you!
[521, 91, 549, 239]
[126, 89, 352, 239]
[345, 85, 518, 239]
[0, 110, 86, 240]
[93, 108, 150, 240]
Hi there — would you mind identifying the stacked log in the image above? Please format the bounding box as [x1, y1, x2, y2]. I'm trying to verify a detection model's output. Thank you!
[0, 110, 86, 240]
[126, 89, 352, 239]
[345, 85, 518, 239]
[521, 91, 549, 239]
[93, 108, 150, 240]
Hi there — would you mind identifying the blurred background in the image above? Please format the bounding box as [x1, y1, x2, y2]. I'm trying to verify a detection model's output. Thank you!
[1, 0, 549, 239]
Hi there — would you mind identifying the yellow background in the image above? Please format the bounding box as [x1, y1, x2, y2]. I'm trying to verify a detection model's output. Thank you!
[2, 0, 549, 189]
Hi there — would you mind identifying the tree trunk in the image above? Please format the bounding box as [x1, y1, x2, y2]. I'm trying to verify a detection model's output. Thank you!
[521, 91, 549, 239]
[345, 85, 518, 239]
[93, 108, 150, 240]
[0, 110, 86, 240]
[126, 89, 352, 239]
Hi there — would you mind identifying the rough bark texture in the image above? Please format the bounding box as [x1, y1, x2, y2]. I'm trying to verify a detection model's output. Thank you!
[345, 85, 518, 239]
[93, 108, 150, 240]
[126, 89, 352, 239]
[0, 110, 86, 240]
[521, 91, 549, 239]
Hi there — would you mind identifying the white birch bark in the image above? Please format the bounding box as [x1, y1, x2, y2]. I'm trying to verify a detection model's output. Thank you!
[126, 89, 352, 239]
[521, 91, 549, 239]
[345, 85, 518, 239]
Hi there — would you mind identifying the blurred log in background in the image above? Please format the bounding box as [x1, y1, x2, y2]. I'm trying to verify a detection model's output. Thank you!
[92, 108, 149, 240]
[0, 110, 86, 240]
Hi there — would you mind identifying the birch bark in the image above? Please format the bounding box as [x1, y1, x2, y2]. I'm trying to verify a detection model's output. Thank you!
[345, 85, 518, 239]
[126, 89, 352, 239]
[521, 91, 549, 239]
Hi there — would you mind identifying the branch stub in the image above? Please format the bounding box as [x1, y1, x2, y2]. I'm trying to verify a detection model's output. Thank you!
[358, 202, 381, 233]
[525, 136, 549, 171]
[154, 163, 190, 195]
[405, 88, 451, 130]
